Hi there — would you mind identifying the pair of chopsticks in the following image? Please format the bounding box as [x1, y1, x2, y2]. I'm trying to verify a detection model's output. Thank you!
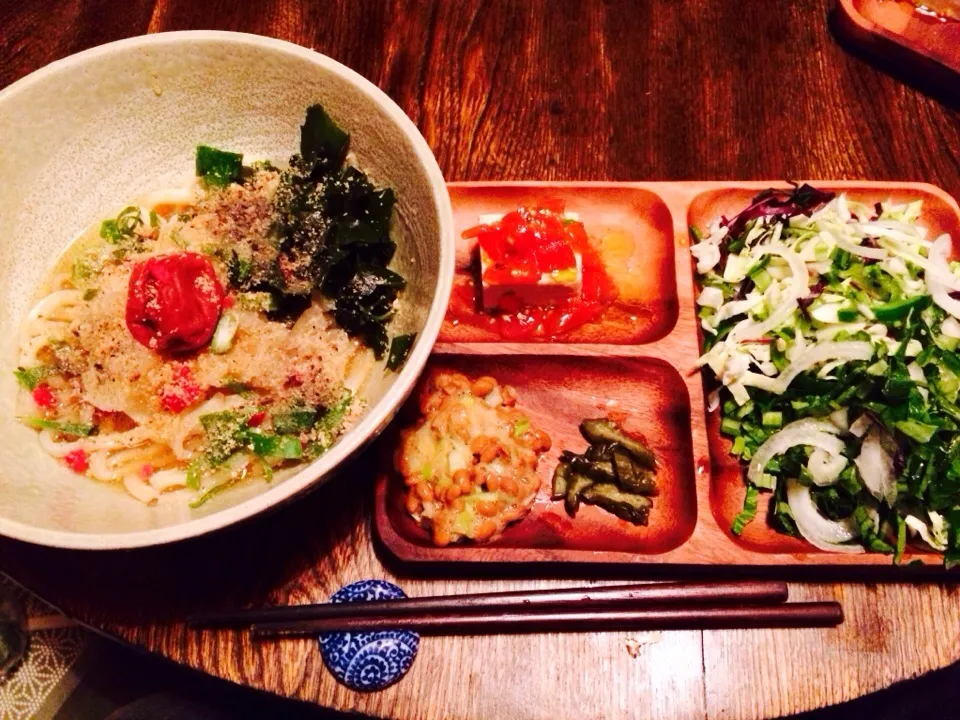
[188, 581, 842, 639]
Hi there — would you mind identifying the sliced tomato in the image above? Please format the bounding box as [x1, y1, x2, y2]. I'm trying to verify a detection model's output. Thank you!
[483, 260, 539, 285]
[533, 237, 576, 273]
[565, 221, 590, 253]
[477, 228, 508, 262]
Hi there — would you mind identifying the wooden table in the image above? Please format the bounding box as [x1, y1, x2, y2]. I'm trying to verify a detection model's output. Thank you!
[2, 2, 960, 718]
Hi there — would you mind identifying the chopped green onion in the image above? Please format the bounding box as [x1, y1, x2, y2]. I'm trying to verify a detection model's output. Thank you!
[731, 485, 759, 535]
[731, 436, 747, 456]
[272, 404, 318, 434]
[895, 514, 906, 564]
[13, 365, 56, 391]
[754, 473, 776, 490]
[895, 418, 938, 443]
[720, 417, 741, 437]
[762, 411, 783, 428]
[247, 432, 303, 459]
[23, 418, 94, 437]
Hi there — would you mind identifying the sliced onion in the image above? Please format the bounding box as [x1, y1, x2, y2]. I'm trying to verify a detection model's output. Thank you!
[904, 515, 947, 551]
[707, 389, 721, 412]
[807, 448, 848, 486]
[927, 234, 960, 318]
[942, 316, 960, 339]
[747, 419, 844, 487]
[728, 245, 808, 343]
[829, 408, 849, 433]
[786, 477, 863, 553]
[853, 425, 897, 505]
[857, 221, 931, 247]
[691, 242, 721, 274]
[149, 469, 189, 492]
[740, 341, 874, 395]
[849, 413, 872, 437]
[833, 232, 888, 260]
[879, 234, 960, 292]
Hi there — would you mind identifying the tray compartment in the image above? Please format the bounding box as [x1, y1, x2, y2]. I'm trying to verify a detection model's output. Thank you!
[687, 183, 960, 245]
[689, 183, 960, 554]
[441, 183, 679, 345]
[382, 353, 697, 554]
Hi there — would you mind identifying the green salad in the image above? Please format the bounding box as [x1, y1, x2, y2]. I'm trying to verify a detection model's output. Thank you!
[692, 184, 960, 564]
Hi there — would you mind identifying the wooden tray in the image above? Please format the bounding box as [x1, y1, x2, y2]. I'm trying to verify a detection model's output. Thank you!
[374, 181, 960, 571]
[834, 0, 960, 83]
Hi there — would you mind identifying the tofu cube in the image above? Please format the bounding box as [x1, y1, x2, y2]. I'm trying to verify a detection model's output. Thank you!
[481, 249, 583, 310]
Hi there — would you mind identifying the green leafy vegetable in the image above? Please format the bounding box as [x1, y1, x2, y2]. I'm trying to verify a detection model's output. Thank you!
[23, 418, 94, 437]
[272, 403, 318, 435]
[731, 485, 759, 535]
[386, 333, 416, 371]
[317, 389, 353, 434]
[196, 145, 243, 187]
[247, 431, 303, 459]
[300, 104, 350, 171]
[13, 366, 55, 391]
[260, 105, 402, 357]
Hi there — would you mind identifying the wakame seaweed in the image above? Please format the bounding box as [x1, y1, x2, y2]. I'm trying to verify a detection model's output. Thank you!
[260, 104, 404, 357]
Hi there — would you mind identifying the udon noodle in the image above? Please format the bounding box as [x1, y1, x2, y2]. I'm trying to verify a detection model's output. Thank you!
[14, 107, 407, 506]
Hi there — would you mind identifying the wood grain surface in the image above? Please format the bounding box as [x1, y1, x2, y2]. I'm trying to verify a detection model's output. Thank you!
[1, 1, 959, 719]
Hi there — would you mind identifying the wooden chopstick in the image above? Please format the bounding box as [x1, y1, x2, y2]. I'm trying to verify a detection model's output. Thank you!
[188, 580, 788, 628]
[249, 602, 843, 638]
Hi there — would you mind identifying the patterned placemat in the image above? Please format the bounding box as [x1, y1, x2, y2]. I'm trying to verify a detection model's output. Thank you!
[0, 574, 87, 720]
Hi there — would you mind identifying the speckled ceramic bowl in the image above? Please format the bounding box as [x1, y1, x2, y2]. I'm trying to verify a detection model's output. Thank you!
[0, 31, 454, 549]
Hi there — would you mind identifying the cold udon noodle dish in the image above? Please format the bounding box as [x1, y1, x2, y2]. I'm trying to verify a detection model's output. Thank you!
[14, 105, 417, 507]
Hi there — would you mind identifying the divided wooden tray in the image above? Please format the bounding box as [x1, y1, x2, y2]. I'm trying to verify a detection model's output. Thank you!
[374, 181, 960, 570]
[834, 0, 960, 81]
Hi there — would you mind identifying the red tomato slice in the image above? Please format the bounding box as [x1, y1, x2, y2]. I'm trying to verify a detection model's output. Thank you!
[478, 229, 508, 262]
[533, 237, 576, 273]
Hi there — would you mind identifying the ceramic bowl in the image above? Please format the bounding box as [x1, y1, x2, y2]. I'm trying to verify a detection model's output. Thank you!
[0, 31, 454, 548]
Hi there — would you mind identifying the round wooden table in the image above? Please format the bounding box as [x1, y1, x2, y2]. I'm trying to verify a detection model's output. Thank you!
[2, 2, 960, 719]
